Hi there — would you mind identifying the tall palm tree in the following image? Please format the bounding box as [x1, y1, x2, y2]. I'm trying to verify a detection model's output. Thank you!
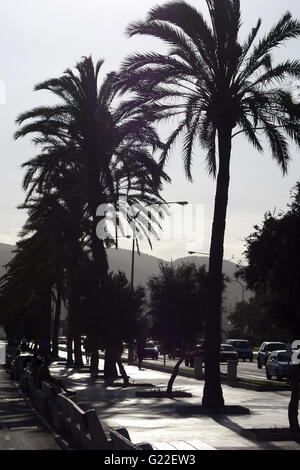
[118, 0, 300, 407]
[20, 170, 88, 366]
[0, 236, 54, 348]
[15, 58, 164, 290]
[15, 56, 168, 374]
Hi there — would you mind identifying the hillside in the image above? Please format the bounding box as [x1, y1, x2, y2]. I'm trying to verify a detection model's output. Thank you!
[0, 243, 15, 276]
[0, 243, 250, 328]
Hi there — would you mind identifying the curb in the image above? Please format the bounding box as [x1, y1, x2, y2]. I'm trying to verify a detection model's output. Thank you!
[239, 428, 300, 441]
[58, 348, 291, 392]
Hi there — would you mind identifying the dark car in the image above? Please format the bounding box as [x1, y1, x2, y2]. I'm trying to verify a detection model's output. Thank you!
[141, 342, 159, 360]
[185, 342, 238, 367]
[168, 346, 185, 359]
[257, 342, 286, 369]
[266, 350, 292, 380]
[226, 339, 253, 362]
[184, 342, 205, 368]
[220, 344, 239, 362]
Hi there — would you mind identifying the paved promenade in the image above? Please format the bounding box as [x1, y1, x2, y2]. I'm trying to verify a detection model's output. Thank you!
[50, 356, 300, 451]
[0, 367, 60, 450]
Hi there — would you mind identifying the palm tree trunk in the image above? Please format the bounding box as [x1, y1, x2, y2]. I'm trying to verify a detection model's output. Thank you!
[68, 232, 84, 367]
[86, 161, 110, 377]
[202, 127, 232, 409]
[66, 318, 73, 365]
[288, 364, 300, 432]
[104, 347, 118, 380]
[90, 344, 99, 376]
[51, 288, 61, 358]
[39, 283, 52, 355]
[74, 333, 84, 367]
[88, 167, 109, 287]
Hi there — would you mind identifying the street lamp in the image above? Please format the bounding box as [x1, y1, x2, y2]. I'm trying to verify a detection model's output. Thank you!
[131, 201, 188, 290]
[128, 200, 188, 363]
[231, 278, 245, 302]
[113, 234, 131, 249]
[188, 251, 210, 256]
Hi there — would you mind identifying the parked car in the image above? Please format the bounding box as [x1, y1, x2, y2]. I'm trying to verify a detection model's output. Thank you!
[266, 350, 292, 380]
[226, 339, 253, 361]
[257, 342, 286, 369]
[168, 346, 185, 359]
[184, 342, 205, 367]
[185, 342, 238, 367]
[220, 344, 239, 362]
[141, 342, 159, 360]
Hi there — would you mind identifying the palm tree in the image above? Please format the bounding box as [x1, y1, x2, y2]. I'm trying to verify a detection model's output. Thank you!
[118, 0, 300, 407]
[15, 58, 164, 289]
[0, 236, 54, 348]
[15, 56, 168, 375]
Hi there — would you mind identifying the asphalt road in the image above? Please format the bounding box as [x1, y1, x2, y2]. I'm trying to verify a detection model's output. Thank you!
[58, 345, 269, 382]
[145, 354, 268, 381]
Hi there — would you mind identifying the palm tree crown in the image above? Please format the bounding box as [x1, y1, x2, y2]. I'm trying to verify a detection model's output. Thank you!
[119, 0, 300, 178]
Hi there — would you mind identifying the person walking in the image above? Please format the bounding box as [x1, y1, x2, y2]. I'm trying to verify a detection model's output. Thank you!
[83, 338, 91, 365]
[136, 341, 145, 370]
[35, 356, 76, 396]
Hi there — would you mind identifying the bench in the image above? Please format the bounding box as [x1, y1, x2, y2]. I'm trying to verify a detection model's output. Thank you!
[13, 370, 153, 450]
[110, 430, 153, 450]
[53, 393, 112, 450]
[21, 371, 59, 416]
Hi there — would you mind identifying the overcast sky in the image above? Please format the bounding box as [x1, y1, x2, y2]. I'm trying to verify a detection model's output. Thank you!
[1, 0, 300, 263]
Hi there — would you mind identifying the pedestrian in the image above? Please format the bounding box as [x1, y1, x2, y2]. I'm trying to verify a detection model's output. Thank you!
[83, 338, 91, 365]
[35, 356, 76, 396]
[20, 337, 27, 352]
[137, 341, 145, 370]
[39, 339, 51, 355]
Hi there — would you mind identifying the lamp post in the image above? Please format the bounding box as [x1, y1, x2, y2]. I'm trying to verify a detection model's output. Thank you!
[131, 201, 188, 290]
[128, 200, 188, 363]
[232, 278, 245, 303]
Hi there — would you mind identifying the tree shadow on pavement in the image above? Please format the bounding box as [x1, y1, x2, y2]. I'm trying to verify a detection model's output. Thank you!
[211, 415, 281, 450]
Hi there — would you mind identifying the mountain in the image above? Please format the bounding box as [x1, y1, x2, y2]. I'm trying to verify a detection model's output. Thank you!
[106, 249, 252, 328]
[106, 247, 164, 286]
[0, 243, 251, 329]
[0, 243, 15, 275]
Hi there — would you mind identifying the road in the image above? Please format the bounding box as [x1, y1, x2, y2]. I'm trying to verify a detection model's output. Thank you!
[58, 345, 269, 382]
[144, 354, 268, 382]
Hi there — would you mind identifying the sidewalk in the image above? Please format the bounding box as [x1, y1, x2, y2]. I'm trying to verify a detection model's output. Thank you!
[50, 357, 300, 451]
[0, 366, 61, 450]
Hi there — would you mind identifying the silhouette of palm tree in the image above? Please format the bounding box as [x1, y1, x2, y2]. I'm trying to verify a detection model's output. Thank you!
[118, 0, 300, 407]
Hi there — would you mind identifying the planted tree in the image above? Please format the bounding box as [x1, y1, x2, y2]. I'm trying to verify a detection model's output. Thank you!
[92, 270, 146, 385]
[119, 0, 300, 407]
[148, 262, 208, 394]
[238, 182, 300, 431]
[15, 56, 167, 376]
